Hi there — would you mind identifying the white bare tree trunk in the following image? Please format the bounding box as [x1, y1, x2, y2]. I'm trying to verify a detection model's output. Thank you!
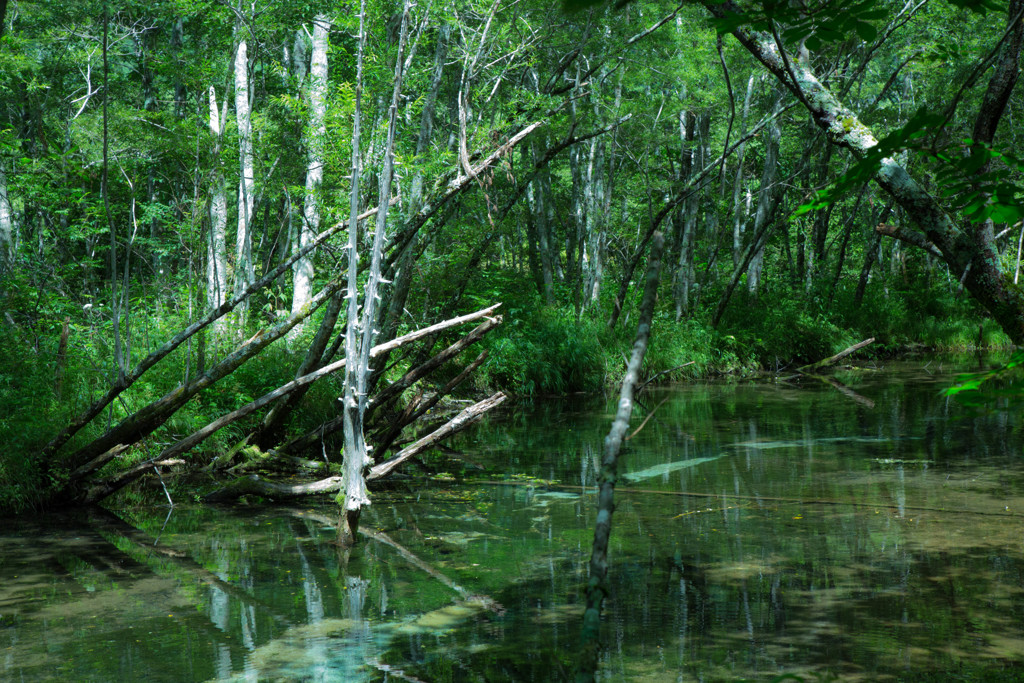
[674, 112, 703, 321]
[731, 74, 756, 268]
[292, 15, 329, 319]
[583, 136, 606, 306]
[233, 34, 255, 303]
[747, 92, 782, 294]
[340, 0, 411, 546]
[340, 0, 368, 545]
[0, 162, 14, 277]
[207, 87, 229, 323]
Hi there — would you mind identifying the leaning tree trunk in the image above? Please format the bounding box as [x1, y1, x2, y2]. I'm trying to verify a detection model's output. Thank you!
[73, 305, 502, 505]
[707, 0, 1024, 343]
[577, 231, 665, 683]
[50, 278, 343, 490]
[254, 290, 344, 448]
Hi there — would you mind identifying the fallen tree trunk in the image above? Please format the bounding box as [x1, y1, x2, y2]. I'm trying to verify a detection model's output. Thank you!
[795, 337, 875, 374]
[78, 458, 187, 506]
[254, 291, 347, 448]
[202, 474, 345, 503]
[58, 279, 345, 479]
[366, 318, 501, 418]
[41, 203, 393, 462]
[372, 349, 489, 456]
[71, 304, 503, 505]
[368, 392, 507, 481]
[199, 392, 507, 502]
[278, 307, 501, 457]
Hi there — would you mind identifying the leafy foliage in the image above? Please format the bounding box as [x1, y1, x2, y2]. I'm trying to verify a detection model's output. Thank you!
[798, 108, 1024, 227]
[944, 349, 1024, 414]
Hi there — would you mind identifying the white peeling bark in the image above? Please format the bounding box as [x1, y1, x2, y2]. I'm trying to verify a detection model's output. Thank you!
[746, 91, 782, 294]
[731, 74, 755, 268]
[292, 15, 329, 319]
[233, 36, 256, 302]
[0, 162, 14, 276]
[207, 87, 229, 322]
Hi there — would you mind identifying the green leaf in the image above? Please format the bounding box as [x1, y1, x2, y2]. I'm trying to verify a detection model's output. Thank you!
[944, 0, 1002, 13]
[854, 21, 877, 42]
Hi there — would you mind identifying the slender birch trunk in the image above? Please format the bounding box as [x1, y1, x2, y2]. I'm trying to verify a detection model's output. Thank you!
[292, 15, 329, 319]
[207, 87, 229, 327]
[674, 112, 701, 320]
[234, 31, 256, 306]
[583, 135, 605, 306]
[746, 91, 782, 294]
[731, 75, 756, 268]
[0, 162, 13, 277]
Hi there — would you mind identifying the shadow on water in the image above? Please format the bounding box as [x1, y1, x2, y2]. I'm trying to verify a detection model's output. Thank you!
[3, 359, 1024, 681]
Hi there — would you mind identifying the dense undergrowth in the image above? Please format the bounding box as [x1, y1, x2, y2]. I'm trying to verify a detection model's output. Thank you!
[470, 267, 1011, 397]
[0, 259, 1012, 513]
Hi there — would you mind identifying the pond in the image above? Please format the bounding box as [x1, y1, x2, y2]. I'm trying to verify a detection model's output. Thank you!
[3, 359, 1024, 682]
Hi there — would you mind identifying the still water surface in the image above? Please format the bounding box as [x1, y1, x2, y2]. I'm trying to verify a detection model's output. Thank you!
[3, 360, 1024, 681]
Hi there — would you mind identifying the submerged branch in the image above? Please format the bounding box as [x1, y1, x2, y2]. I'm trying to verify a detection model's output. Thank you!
[578, 232, 665, 683]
